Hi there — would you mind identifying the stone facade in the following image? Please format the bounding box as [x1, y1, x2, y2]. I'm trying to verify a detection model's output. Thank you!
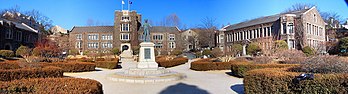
[180, 29, 200, 51]
[69, 10, 181, 55]
[217, 7, 326, 56]
[0, 18, 38, 51]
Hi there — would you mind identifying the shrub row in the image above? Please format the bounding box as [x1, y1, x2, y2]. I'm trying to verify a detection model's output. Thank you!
[244, 68, 348, 94]
[230, 63, 299, 77]
[0, 78, 103, 94]
[0, 66, 63, 81]
[40, 62, 96, 72]
[95, 60, 119, 69]
[156, 57, 188, 68]
[0, 62, 21, 70]
[190, 59, 249, 71]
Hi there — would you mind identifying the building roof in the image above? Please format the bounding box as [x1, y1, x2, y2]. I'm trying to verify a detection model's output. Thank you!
[138, 26, 180, 33]
[224, 7, 312, 31]
[0, 18, 38, 33]
[71, 26, 114, 33]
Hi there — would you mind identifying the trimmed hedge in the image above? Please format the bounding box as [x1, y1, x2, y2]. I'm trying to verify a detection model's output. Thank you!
[0, 66, 63, 81]
[40, 62, 96, 72]
[156, 57, 188, 68]
[244, 68, 348, 94]
[95, 61, 119, 69]
[0, 78, 103, 94]
[0, 62, 21, 70]
[190, 59, 249, 71]
[230, 63, 299, 77]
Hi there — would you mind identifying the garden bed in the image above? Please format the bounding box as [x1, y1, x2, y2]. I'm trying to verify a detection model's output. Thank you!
[244, 68, 348, 94]
[95, 60, 119, 69]
[0, 66, 63, 81]
[40, 62, 96, 72]
[156, 57, 188, 68]
[0, 78, 103, 94]
[230, 63, 299, 77]
[190, 58, 249, 71]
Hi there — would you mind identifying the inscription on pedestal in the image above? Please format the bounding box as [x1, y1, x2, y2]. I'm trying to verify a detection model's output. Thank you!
[144, 48, 151, 59]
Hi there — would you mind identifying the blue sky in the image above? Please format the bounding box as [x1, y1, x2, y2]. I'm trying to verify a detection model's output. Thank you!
[0, 0, 347, 30]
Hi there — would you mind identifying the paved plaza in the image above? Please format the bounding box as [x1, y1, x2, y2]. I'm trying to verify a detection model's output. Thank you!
[64, 59, 244, 94]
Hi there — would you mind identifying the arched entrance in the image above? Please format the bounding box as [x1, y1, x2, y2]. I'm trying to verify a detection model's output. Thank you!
[120, 43, 132, 52]
[4, 43, 12, 50]
[122, 45, 129, 52]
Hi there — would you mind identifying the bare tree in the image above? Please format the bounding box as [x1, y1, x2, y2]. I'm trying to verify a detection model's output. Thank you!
[284, 3, 314, 12]
[165, 13, 181, 27]
[24, 9, 53, 30]
[196, 17, 218, 48]
[0, 5, 21, 15]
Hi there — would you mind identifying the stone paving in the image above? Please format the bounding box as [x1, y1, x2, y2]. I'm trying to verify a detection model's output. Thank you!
[64, 59, 244, 94]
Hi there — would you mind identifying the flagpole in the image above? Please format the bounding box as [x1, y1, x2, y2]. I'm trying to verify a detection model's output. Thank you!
[128, 0, 130, 11]
[122, 0, 124, 10]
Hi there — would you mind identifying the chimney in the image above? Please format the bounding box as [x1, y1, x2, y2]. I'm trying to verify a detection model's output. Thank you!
[304, 6, 309, 9]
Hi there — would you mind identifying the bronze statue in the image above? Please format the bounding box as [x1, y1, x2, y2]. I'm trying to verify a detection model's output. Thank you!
[143, 19, 151, 42]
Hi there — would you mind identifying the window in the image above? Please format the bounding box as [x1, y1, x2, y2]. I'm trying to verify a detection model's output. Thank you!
[88, 34, 99, 40]
[283, 23, 287, 34]
[155, 42, 163, 48]
[121, 23, 130, 31]
[87, 42, 99, 48]
[220, 34, 224, 43]
[101, 34, 113, 40]
[76, 42, 82, 48]
[289, 40, 295, 49]
[169, 34, 175, 41]
[152, 34, 163, 40]
[5, 29, 12, 39]
[268, 27, 271, 36]
[169, 42, 175, 48]
[120, 33, 130, 40]
[307, 23, 310, 34]
[76, 34, 82, 40]
[101, 42, 113, 48]
[288, 23, 294, 34]
[121, 16, 130, 21]
[15, 31, 22, 41]
[314, 14, 317, 23]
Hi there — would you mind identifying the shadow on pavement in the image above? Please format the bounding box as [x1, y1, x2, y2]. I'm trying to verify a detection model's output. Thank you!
[230, 84, 244, 94]
[159, 83, 210, 94]
[225, 72, 243, 78]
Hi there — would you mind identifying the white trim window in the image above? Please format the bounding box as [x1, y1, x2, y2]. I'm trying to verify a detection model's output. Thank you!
[76, 34, 82, 40]
[120, 33, 130, 40]
[121, 23, 130, 31]
[15, 31, 22, 41]
[155, 42, 163, 48]
[289, 39, 295, 49]
[152, 34, 163, 41]
[288, 23, 294, 34]
[87, 42, 99, 48]
[169, 34, 175, 41]
[101, 34, 113, 40]
[5, 29, 12, 39]
[101, 42, 113, 48]
[88, 34, 98, 40]
[169, 42, 175, 49]
[76, 42, 82, 48]
[121, 16, 130, 21]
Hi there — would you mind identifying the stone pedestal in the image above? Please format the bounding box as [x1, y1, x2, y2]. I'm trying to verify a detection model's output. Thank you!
[138, 42, 158, 68]
[242, 44, 247, 56]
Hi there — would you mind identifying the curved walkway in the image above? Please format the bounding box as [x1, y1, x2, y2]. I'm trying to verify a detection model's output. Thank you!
[64, 59, 244, 94]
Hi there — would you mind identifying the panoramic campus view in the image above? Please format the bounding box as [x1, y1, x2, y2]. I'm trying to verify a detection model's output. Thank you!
[0, 0, 348, 94]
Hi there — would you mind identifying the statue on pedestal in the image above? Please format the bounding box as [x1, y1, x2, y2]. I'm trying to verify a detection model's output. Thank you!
[143, 19, 151, 42]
